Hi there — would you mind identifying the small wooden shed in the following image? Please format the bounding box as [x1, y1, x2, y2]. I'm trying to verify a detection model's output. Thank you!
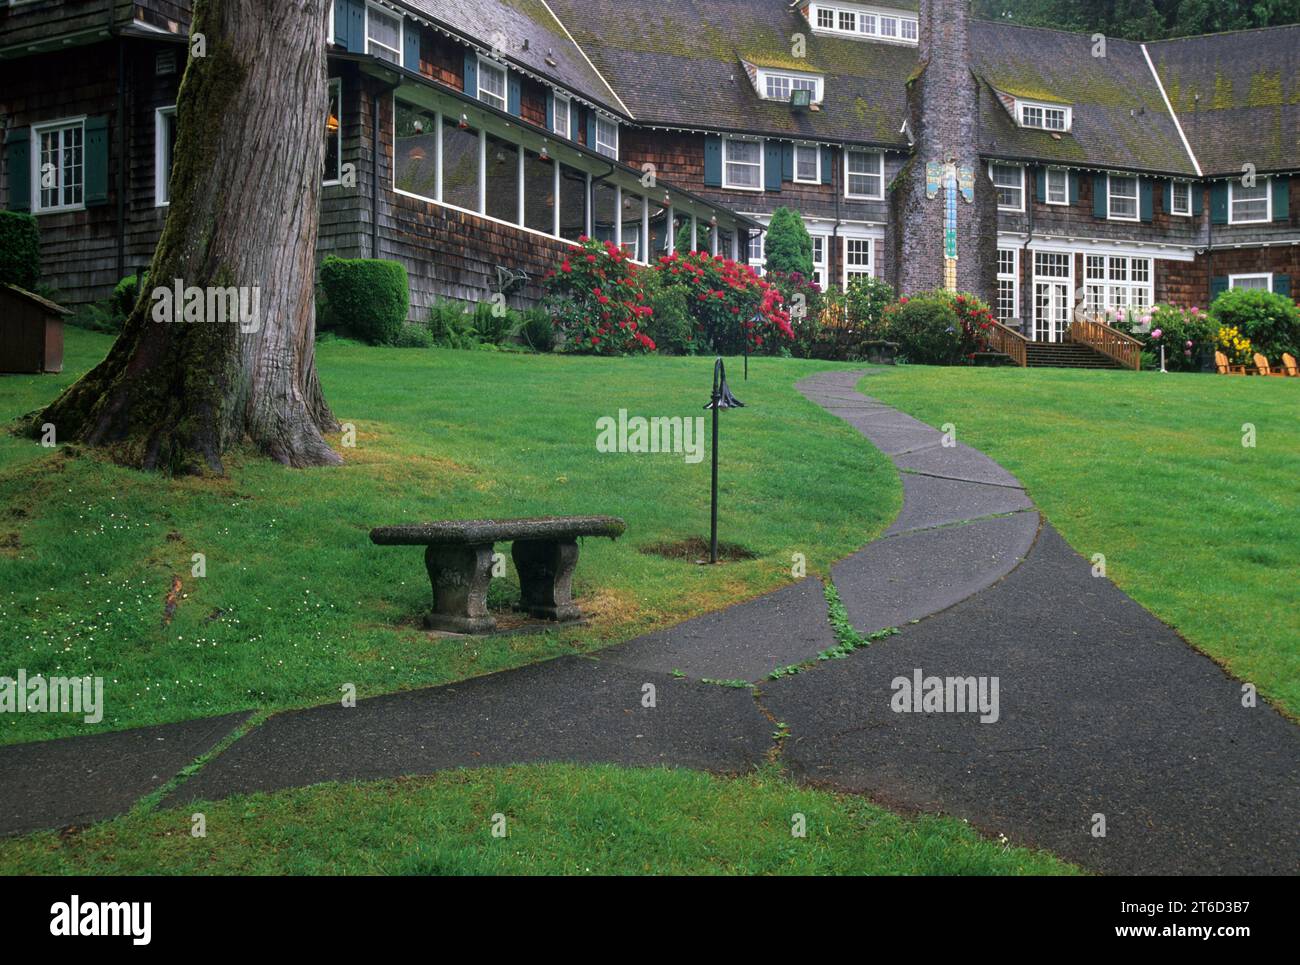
[0, 284, 71, 374]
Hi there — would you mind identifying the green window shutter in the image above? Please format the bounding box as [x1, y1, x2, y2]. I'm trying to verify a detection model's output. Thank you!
[1272, 176, 1289, 223]
[1193, 183, 1204, 216]
[344, 0, 365, 54]
[1139, 178, 1153, 222]
[5, 127, 31, 212]
[1035, 167, 1046, 203]
[820, 146, 833, 185]
[1163, 180, 1172, 213]
[507, 73, 521, 116]
[1210, 276, 1229, 302]
[781, 143, 793, 181]
[544, 91, 554, 131]
[332, 0, 348, 47]
[764, 141, 781, 191]
[1069, 171, 1079, 204]
[585, 112, 595, 149]
[463, 52, 477, 99]
[703, 135, 722, 187]
[1273, 274, 1291, 298]
[1093, 174, 1107, 218]
[84, 116, 110, 207]
[569, 100, 579, 140]
[1210, 181, 1228, 224]
[403, 21, 420, 71]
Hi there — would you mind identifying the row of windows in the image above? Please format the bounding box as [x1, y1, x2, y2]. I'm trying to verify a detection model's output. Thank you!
[721, 137, 884, 198]
[746, 230, 873, 291]
[811, 4, 919, 43]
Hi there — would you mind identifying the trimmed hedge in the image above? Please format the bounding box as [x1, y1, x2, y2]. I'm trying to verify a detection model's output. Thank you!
[0, 211, 40, 291]
[318, 256, 409, 345]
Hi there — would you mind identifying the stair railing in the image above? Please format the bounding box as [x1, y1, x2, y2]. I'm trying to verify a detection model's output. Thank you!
[983, 319, 1028, 367]
[1068, 314, 1142, 371]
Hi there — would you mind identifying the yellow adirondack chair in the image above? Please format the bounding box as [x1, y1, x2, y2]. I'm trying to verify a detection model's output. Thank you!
[1281, 353, 1299, 377]
[1253, 353, 1286, 377]
[1215, 351, 1247, 375]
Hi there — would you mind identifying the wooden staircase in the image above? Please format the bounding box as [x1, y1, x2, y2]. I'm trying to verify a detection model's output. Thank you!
[1024, 341, 1127, 369]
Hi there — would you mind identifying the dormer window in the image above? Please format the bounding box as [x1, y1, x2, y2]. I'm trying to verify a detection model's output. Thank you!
[759, 69, 823, 104]
[808, 4, 919, 45]
[1018, 100, 1071, 132]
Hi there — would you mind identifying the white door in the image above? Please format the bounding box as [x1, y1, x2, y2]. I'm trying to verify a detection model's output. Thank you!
[1032, 252, 1073, 342]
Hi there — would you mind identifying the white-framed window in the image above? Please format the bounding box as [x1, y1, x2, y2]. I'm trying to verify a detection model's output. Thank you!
[154, 106, 176, 206]
[552, 92, 570, 139]
[365, 2, 402, 66]
[32, 117, 85, 213]
[1083, 255, 1152, 316]
[858, 13, 877, 34]
[328, 0, 335, 45]
[1107, 174, 1138, 221]
[594, 114, 618, 159]
[723, 137, 763, 191]
[996, 247, 1019, 322]
[323, 79, 342, 186]
[990, 163, 1024, 211]
[794, 144, 820, 183]
[477, 56, 507, 110]
[1229, 273, 1272, 291]
[1229, 178, 1271, 224]
[761, 71, 822, 104]
[1045, 167, 1068, 205]
[845, 149, 883, 199]
[810, 233, 828, 289]
[843, 236, 872, 289]
[879, 15, 898, 38]
[809, 5, 918, 44]
[838, 9, 855, 31]
[900, 18, 918, 41]
[1169, 180, 1191, 217]
[747, 231, 764, 273]
[816, 7, 835, 29]
[1018, 101, 1070, 132]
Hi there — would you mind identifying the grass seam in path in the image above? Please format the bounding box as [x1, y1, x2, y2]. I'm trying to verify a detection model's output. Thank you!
[130, 711, 270, 817]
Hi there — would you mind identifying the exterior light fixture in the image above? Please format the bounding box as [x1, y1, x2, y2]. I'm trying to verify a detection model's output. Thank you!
[458, 113, 470, 129]
[703, 357, 745, 564]
[789, 88, 812, 110]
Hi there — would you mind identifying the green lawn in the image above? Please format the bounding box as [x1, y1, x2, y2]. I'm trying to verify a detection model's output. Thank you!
[865, 366, 1300, 717]
[0, 764, 1077, 875]
[0, 330, 899, 743]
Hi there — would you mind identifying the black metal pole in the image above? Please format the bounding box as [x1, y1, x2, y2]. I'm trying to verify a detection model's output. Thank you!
[710, 378, 720, 564]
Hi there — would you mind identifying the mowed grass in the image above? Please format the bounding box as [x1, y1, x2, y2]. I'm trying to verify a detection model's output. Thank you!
[0, 331, 899, 744]
[864, 366, 1300, 716]
[0, 764, 1077, 875]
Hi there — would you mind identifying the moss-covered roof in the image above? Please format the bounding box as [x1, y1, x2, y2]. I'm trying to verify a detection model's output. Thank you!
[1148, 25, 1300, 176]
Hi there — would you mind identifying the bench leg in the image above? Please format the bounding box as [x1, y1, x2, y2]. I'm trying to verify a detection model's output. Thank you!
[512, 538, 581, 622]
[423, 543, 497, 634]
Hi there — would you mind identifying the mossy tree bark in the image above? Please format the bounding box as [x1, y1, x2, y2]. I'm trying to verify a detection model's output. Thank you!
[39, 0, 341, 473]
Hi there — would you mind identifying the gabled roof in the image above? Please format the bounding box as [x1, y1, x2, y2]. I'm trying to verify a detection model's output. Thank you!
[399, 0, 629, 115]
[971, 22, 1198, 176]
[1148, 25, 1300, 177]
[540, 0, 916, 147]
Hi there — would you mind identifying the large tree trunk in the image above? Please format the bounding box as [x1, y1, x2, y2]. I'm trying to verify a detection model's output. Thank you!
[38, 0, 341, 473]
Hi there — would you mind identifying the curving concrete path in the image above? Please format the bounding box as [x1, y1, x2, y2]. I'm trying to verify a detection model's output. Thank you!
[2, 369, 1297, 875]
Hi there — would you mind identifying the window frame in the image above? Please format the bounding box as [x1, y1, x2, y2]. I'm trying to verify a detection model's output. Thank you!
[31, 116, 87, 214]
[760, 70, 823, 105]
[154, 106, 176, 207]
[810, 233, 828, 290]
[1045, 167, 1068, 206]
[1169, 180, 1192, 217]
[551, 92, 570, 139]
[989, 162, 1025, 213]
[1228, 272, 1273, 291]
[1107, 174, 1139, 222]
[364, 1, 403, 66]
[1083, 254, 1153, 317]
[476, 55, 508, 111]
[809, 4, 918, 44]
[842, 236, 873, 291]
[844, 149, 884, 200]
[1018, 100, 1070, 132]
[793, 143, 821, 184]
[722, 136, 764, 192]
[593, 114, 619, 159]
[996, 247, 1019, 322]
[323, 78, 343, 187]
[1228, 178, 1271, 224]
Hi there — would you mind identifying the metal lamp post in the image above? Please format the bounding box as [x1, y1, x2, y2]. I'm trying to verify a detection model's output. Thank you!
[704, 357, 744, 564]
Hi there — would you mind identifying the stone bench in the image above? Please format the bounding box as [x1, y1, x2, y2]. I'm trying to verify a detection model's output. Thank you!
[370, 516, 627, 634]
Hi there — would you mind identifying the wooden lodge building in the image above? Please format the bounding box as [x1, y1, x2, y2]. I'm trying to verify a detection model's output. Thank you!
[1, 0, 1297, 344]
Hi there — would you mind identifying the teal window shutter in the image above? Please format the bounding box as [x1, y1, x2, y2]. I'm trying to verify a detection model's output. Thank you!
[507, 73, 521, 116]
[1272, 176, 1289, 223]
[1139, 178, 1153, 222]
[84, 116, 110, 207]
[403, 21, 419, 71]
[1273, 274, 1291, 298]
[345, 0, 365, 54]
[781, 143, 793, 181]
[569, 100, 579, 140]
[820, 146, 832, 185]
[463, 52, 478, 99]
[585, 112, 595, 149]
[1035, 167, 1046, 203]
[332, 0, 348, 47]
[1210, 181, 1228, 224]
[544, 91, 554, 131]
[1193, 183, 1204, 216]
[5, 127, 30, 212]
[763, 141, 781, 191]
[703, 135, 722, 187]
[1093, 174, 1107, 218]
[1210, 276, 1229, 302]
[1069, 171, 1079, 204]
[1163, 180, 1172, 213]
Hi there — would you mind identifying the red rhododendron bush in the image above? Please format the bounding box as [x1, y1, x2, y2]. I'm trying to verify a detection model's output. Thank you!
[543, 241, 793, 355]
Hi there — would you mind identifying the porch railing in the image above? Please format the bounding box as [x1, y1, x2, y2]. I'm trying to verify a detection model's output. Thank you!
[984, 320, 1029, 367]
[1068, 316, 1143, 371]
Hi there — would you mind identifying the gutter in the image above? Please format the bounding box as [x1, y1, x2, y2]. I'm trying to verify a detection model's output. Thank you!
[371, 75, 403, 260]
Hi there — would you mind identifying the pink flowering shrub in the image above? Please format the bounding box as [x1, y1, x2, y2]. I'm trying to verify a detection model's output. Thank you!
[542, 237, 656, 355]
[656, 250, 793, 354]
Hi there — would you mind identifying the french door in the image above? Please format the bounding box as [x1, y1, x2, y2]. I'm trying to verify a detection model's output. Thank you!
[1032, 252, 1073, 342]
